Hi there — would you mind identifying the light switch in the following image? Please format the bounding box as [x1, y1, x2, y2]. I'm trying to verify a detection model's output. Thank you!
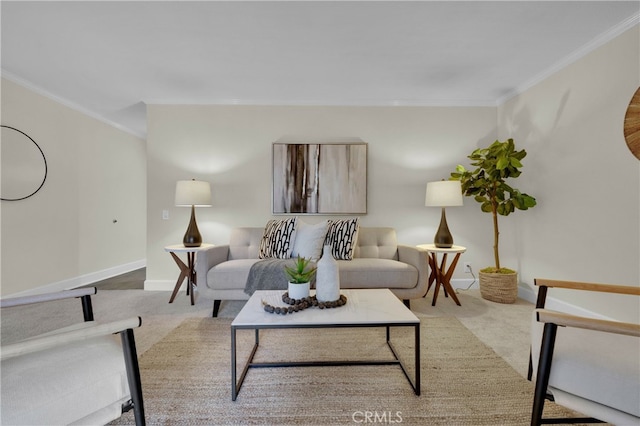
[162, 210, 169, 220]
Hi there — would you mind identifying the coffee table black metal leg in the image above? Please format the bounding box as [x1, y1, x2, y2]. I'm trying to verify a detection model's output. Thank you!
[233, 325, 419, 399]
[386, 325, 421, 395]
[231, 327, 237, 400]
[232, 328, 260, 401]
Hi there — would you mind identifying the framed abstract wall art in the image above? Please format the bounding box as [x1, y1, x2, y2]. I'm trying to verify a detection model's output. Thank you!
[272, 142, 367, 214]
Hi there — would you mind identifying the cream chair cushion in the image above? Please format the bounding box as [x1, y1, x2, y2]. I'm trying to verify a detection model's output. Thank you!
[531, 316, 640, 425]
[2, 332, 130, 425]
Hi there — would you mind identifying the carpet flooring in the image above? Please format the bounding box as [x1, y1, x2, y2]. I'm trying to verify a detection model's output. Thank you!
[109, 315, 577, 425]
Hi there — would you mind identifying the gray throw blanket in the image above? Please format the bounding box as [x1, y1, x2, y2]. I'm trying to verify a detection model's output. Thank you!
[244, 258, 316, 296]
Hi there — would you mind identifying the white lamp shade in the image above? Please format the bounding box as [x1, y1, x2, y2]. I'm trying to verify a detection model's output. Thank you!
[175, 180, 212, 207]
[425, 180, 463, 207]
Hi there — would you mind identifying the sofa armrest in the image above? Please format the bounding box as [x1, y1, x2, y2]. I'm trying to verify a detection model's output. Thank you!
[397, 245, 428, 295]
[195, 245, 230, 286]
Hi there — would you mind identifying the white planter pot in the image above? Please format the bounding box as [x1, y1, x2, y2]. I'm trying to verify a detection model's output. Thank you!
[288, 281, 310, 300]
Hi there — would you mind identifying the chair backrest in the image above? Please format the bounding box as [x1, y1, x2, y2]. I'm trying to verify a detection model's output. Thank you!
[530, 278, 640, 425]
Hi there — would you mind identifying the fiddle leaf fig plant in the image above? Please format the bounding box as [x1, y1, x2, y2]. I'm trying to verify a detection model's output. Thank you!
[450, 138, 537, 272]
[284, 256, 317, 284]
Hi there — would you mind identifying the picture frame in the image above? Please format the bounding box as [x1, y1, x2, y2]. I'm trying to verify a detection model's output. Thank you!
[272, 142, 367, 214]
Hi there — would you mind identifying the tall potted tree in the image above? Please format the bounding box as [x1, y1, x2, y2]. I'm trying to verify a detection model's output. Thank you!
[450, 138, 537, 303]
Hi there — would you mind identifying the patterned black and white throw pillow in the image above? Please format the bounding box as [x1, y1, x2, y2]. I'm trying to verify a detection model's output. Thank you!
[259, 218, 298, 259]
[324, 218, 360, 260]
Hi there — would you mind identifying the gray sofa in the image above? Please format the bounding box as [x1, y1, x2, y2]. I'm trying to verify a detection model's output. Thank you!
[195, 226, 428, 316]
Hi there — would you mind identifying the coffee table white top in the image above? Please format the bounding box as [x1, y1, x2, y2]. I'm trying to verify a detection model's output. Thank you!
[232, 289, 419, 327]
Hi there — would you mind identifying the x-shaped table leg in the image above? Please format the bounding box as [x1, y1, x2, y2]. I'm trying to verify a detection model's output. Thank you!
[427, 251, 462, 306]
[168, 252, 196, 305]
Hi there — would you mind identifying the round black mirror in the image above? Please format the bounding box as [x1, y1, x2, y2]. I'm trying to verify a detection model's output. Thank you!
[1, 125, 48, 201]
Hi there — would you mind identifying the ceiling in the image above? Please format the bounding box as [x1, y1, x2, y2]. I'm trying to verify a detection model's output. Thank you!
[2, 1, 639, 138]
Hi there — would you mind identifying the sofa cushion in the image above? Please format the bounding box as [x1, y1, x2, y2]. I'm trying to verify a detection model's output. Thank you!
[324, 218, 360, 260]
[203, 226, 429, 302]
[354, 227, 398, 260]
[1, 335, 129, 425]
[291, 219, 330, 260]
[208, 259, 262, 290]
[337, 258, 417, 289]
[228, 228, 263, 260]
[259, 218, 297, 259]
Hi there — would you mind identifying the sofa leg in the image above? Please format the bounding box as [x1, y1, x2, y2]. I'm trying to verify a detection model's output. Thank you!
[403, 299, 410, 309]
[212, 300, 221, 317]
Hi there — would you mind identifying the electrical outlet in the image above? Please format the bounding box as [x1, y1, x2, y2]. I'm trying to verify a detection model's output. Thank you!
[464, 262, 472, 273]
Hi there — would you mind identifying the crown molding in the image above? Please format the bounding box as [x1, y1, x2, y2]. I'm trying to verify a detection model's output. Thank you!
[497, 12, 640, 106]
[1, 70, 146, 139]
[143, 98, 497, 108]
[4, 12, 637, 132]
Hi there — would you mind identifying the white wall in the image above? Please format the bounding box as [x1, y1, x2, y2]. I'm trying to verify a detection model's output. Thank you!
[146, 26, 639, 322]
[4, 23, 636, 322]
[498, 25, 640, 321]
[1, 78, 147, 296]
[145, 105, 497, 284]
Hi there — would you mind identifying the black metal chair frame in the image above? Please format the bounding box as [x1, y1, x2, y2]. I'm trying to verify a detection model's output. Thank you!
[528, 279, 640, 426]
[1, 287, 146, 425]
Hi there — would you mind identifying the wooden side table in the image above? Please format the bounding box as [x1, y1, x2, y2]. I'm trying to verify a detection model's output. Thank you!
[164, 244, 214, 305]
[417, 244, 466, 306]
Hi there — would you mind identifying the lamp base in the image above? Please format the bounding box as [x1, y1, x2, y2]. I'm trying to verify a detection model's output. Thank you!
[434, 207, 453, 248]
[183, 205, 202, 248]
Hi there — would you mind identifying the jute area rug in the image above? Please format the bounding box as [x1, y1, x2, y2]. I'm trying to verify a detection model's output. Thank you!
[111, 316, 576, 425]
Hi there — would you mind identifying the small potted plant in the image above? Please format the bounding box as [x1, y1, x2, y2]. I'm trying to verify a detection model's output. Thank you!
[284, 256, 317, 300]
[450, 138, 537, 303]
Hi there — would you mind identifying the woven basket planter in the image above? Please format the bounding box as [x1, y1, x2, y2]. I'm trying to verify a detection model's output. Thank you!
[479, 271, 518, 304]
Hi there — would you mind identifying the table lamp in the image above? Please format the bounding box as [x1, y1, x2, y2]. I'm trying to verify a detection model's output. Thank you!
[175, 179, 211, 247]
[425, 180, 463, 248]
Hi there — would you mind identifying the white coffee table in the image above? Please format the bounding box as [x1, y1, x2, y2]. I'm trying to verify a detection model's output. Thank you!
[231, 288, 421, 400]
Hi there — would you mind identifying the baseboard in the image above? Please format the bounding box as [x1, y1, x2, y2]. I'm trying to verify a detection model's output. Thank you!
[517, 283, 537, 304]
[144, 276, 609, 320]
[452, 278, 612, 320]
[147, 279, 483, 293]
[451, 278, 479, 291]
[517, 283, 613, 320]
[8, 259, 146, 297]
